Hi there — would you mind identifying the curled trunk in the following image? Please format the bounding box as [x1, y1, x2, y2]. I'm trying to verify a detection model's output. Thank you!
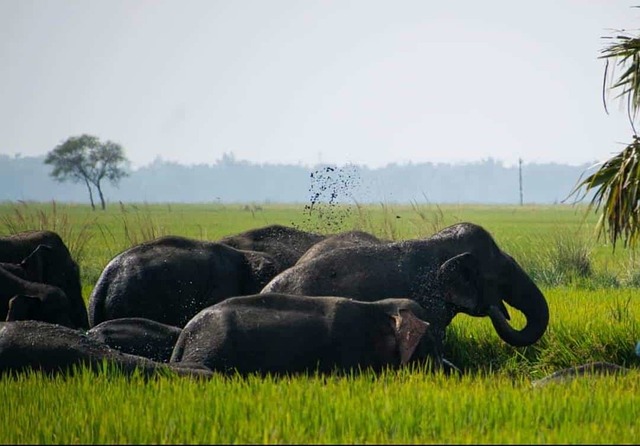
[488, 257, 549, 347]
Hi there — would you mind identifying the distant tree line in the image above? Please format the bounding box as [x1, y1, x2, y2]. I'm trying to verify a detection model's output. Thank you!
[0, 152, 596, 205]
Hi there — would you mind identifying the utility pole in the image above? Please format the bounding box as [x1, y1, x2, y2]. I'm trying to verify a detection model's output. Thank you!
[518, 157, 523, 206]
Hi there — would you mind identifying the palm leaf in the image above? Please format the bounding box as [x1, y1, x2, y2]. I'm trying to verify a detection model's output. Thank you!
[600, 31, 640, 121]
[567, 137, 640, 250]
[570, 25, 640, 250]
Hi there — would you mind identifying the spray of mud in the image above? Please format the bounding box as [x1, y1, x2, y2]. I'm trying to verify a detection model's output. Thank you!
[294, 165, 363, 235]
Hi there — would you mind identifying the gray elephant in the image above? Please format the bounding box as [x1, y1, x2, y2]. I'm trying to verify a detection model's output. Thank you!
[170, 293, 443, 376]
[0, 242, 54, 285]
[88, 236, 282, 328]
[0, 320, 212, 379]
[0, 231, 88, 329]
[86, 318, 182, 362]
[0, 245, 75, 326]
[218, 224, 326, 269]
[262, 222, 549, 348]
[0, 259, 73, 328]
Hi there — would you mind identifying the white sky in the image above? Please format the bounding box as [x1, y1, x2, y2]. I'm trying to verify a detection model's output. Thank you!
[1, 0, 640, 169]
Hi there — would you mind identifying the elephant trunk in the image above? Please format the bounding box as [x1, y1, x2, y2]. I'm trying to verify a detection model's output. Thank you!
[488, 258, 549, 347]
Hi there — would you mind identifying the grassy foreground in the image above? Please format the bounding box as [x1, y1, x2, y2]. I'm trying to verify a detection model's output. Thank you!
[0, 201, 639, 444]
[2, 368, 639, 444]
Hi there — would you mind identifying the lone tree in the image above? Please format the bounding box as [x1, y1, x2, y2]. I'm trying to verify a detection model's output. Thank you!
[569, 12, 640, 250]
[45, 134, 129, 210]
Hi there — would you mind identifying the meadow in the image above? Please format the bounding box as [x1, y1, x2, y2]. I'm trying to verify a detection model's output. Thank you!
[0, 200, 639, 444]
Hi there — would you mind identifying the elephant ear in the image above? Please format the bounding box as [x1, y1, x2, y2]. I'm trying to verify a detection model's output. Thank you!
[391, 309, 430, 365]
[6, 295, 41, 321]
[437, 252, 483, 313]
[19, 244, 52, 282]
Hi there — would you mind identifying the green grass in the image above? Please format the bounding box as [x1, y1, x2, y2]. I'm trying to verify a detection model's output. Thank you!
[1, 367, 639, 444]
[1, 200, 639, 444]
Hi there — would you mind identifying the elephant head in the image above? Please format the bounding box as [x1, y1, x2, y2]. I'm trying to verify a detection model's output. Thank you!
[427, 223, 550, 347]
[436, 250, 549, 347]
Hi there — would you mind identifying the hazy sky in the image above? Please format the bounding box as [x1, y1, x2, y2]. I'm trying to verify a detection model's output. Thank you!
[2, 0, 640, 169]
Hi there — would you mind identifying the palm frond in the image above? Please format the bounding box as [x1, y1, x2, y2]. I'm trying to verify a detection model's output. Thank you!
[568, 137, 640, 250]
[600, 31, 640, 125]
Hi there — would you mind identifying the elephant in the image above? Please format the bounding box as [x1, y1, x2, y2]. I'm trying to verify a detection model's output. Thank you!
[86, 318, 182, 363]
[218, 224, 326, 270]
[0, 243, 49, 282]
[88, 235, 282, 328]
[531, 362, 630, 387]
[0, 320, 213, 379]
[170, 292, 444, 376]
[0, 261, 73, 328]
[0, 231, 88, 329]
[295, 230, 383, 265]
[261, 222, 549, 348]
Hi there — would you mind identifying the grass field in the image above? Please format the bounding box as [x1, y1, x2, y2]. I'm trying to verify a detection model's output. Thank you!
[1, 200, 639, 444]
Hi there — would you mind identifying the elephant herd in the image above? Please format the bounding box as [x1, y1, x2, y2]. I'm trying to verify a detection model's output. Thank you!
[0, 222, 555, 380]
